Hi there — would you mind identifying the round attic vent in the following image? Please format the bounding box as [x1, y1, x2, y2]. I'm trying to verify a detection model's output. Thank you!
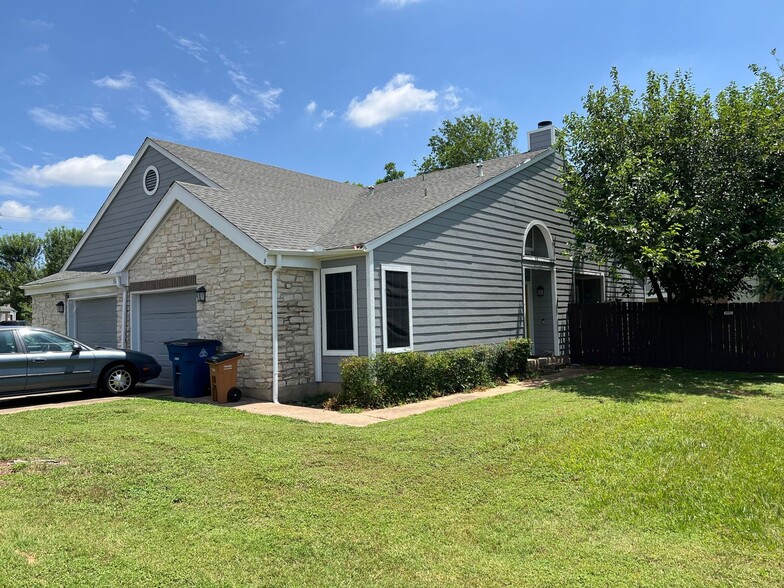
[143, 166, 159, 196]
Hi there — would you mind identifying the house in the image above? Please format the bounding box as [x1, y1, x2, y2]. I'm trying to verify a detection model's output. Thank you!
[24, 121, 644, 401]
[0, 305, 17, 322]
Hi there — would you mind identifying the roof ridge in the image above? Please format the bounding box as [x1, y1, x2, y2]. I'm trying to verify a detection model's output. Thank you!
[150, 137, 365, 191]
[373, 148, 544, 192]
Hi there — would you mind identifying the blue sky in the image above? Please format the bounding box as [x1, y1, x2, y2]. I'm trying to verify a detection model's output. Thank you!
[0, 0, 781, 237]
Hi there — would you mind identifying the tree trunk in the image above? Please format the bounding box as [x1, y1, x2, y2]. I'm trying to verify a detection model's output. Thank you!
[648, 273, 666, 304]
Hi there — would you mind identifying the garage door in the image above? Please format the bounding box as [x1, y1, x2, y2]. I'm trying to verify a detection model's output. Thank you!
[73, 297, 118, 349]
[138, 290, 197, 386]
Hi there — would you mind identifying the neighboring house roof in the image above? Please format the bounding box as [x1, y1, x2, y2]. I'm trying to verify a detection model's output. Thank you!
[153, 139, 547, 251]
[26, 270, 107, 286]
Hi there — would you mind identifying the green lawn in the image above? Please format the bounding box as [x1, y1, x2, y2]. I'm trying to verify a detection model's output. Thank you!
[0, 367, 782, 587]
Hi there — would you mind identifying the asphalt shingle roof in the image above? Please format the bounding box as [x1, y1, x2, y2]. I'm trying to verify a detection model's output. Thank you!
[154, 140, 364, 250]
[153, 138, 547, 251]
[26, 270, 106, 286]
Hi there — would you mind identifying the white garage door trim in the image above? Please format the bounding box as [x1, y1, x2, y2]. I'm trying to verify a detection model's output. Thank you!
[67, 294, 118, 347]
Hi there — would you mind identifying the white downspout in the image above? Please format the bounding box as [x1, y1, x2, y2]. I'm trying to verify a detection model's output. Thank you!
[116, 271, 129, 349]
[271, 255, 283, 403]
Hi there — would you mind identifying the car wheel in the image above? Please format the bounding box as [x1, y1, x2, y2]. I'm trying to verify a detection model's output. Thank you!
[102, 365, 136, 395]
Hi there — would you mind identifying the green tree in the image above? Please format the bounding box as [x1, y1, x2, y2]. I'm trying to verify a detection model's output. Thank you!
[558, 57, 784, 303]
[0, 233, 43, 320]
[376, 162, 405, 184]
[415, 114, 519, 173]
[42, 226, 84, 276]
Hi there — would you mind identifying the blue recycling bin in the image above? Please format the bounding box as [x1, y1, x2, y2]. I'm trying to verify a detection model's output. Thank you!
[165, 339, 221, 398]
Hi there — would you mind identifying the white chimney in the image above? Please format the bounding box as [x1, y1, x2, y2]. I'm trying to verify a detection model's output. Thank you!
[527, 120, 557, 151]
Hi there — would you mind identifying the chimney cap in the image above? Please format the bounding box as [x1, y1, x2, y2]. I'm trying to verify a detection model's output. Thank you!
[538, 120, 553, 128]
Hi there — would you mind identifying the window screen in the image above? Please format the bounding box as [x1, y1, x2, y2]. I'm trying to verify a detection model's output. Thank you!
[325, 271, 354, 351]
[385, 270, 411, 349]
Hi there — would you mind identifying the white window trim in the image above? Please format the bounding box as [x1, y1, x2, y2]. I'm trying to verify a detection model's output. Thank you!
[381, 264, 414, 353]
[143, 165, 159, 196]
[321, 265, 358, 357]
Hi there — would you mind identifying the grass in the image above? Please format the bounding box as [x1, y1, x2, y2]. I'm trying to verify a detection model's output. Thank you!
[0, 366, 782, 587]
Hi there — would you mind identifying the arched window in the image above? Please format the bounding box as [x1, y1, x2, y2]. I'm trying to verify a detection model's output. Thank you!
[523, 222, 554, 259]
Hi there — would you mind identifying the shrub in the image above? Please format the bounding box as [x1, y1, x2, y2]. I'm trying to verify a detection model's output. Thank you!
[336, 356, 381, 408]
[337, 338, 531, 409]
[374, 351, 433, 404]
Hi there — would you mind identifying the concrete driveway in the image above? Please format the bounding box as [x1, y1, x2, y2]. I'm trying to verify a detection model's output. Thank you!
[0, 385, 170, 415]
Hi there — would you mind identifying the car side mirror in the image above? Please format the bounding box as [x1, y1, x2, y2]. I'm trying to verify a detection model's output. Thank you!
[72, 344, 82, 355]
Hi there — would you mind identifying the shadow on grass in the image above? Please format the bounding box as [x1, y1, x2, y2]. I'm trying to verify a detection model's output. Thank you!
[546, 366, 783, 403]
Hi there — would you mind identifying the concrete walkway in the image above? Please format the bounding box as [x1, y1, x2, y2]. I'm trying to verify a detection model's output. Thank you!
[0, 368, 591, 425]
[227, 367, 592, 427]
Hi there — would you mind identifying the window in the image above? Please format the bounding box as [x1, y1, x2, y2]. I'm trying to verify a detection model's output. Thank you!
[382, 265, 413, 352]
[22, 331, 78, 353]
[524, 223, 553, 259]
[321, 266, 358, 355]
[0, 331, 17, 354]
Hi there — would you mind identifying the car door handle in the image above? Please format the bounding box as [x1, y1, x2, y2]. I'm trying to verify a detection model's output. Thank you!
[31, 357, 47, 363]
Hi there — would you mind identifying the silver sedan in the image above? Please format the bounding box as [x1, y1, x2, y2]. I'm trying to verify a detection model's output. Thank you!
[0, 326, 162, 397]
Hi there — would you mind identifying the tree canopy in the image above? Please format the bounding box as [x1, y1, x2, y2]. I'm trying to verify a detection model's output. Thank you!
[558, 57, 784, 303]
[0, 226, 84, 320]
[416, 114, 519, 174]
[376, 162, 405, 185]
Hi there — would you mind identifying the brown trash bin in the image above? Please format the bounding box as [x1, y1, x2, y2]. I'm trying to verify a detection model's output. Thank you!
[206, 352, 245, 403]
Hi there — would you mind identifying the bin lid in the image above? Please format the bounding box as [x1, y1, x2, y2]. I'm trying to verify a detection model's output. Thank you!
[206, 352, 245, 364]
[165, 338, 222, 347]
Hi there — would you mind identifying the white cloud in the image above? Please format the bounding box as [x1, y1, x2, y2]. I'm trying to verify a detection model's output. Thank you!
[91, 107, 113, 127]
[0, 182, 39, 198]
[20, 18, 54, 31]
[20, 73, 48, 86]
[11, 154, 133, 188]
[147, 79, 258, 140]
[226, 70, 282, 115]
[156, 25, 208, 63]
[305, 100, 318, 115]
[93, 71, 135, 90]
[315, 110, 335, 130]
[28, 107, 88, 132]
[132, 103, 151, 120]
[346, 73, 438, 128]
[379, 0, 424, 7]
[0, 200, 73, 222]
[442, 85, 463, 111]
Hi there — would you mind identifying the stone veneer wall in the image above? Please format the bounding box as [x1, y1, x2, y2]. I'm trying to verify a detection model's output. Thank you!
[277, 269, 314, 388]
[31, 293, 67, 333]
[128, 202, 315, 398]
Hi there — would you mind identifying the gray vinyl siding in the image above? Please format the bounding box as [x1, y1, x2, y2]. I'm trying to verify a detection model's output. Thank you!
[68, 147, 204, 272]
[320, 256, 368, 382]
[372, 153, 643, 355]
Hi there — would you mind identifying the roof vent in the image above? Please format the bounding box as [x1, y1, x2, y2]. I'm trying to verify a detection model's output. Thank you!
[476, 161, 484, 177]
[143, 166, 159, 196]
[538, 120, 553, 128]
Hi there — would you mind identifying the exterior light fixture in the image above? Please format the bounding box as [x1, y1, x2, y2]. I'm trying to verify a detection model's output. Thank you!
[56, 300, 65, 313]
[536, 285, 544, 297]
[196, 286, 207, 303]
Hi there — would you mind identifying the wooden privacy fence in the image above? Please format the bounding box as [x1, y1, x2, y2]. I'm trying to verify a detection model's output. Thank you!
[568, 302, 784, 372]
